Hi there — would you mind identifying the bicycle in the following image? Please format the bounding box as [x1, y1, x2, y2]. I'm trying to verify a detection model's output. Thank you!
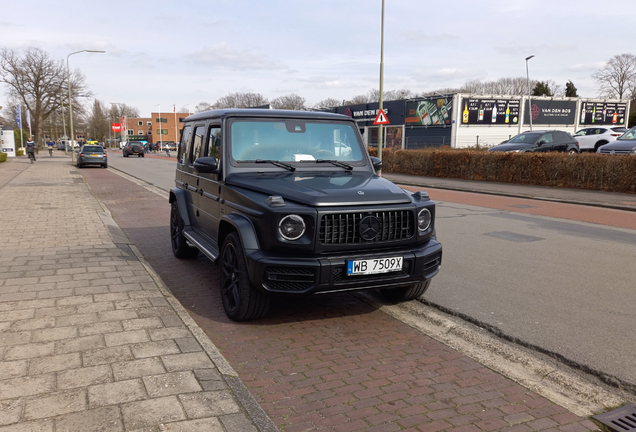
[28, 152, 35, 163]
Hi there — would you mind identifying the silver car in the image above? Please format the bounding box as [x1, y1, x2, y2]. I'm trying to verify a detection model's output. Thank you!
[573, 126, 628, 152]
[76, 145, 107, 168]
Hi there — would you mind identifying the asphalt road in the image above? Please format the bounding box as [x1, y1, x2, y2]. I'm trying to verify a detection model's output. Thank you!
[103, 150, 636, 392]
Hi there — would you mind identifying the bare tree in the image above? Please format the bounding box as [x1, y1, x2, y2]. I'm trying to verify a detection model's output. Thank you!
[87, 99, 110, 142]
[270, 94, 306, 110]
[592, 53, 636, 99]
[312, 98, 342, 109]
[195, 102, 213, 113]
[0, 47, 90, 144]
[212, 92, 269, 109]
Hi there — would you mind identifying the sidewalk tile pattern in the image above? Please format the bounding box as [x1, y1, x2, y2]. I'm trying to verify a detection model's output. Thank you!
[0, 157, 260, 431]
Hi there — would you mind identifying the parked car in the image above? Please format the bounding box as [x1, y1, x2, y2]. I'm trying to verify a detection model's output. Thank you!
[162, 142, 177, 151]
[57, 143, 66, 150]
[76, 145, 107, 168]
[122, 141, 145, 157]
[573, 126, 628, 152]
[169, 109, 442, 321]
[597, 126, 636, 155]
[487, 130, 579, 153]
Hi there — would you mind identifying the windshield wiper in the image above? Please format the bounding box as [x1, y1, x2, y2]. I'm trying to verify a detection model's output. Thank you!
[315, 159, 353, 171]
[254, 160, 295, 172]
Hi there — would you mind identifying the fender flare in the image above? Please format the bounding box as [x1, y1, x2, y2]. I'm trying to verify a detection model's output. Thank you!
[168, 188, 191, 226]
[221, 213, 260, 252]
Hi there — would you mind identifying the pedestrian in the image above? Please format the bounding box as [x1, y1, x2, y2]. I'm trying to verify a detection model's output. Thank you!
[26, 137, 36, 162]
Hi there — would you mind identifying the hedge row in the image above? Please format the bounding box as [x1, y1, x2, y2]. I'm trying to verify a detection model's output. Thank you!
[0, 153, 6, 162]
[369, 148, 636, 194]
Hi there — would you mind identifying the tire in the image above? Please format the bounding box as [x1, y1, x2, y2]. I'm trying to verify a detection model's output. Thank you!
[568, 149, 578, 154]
[103, 164, 108, 168]
[220, 232, 271, 321]
[379, 280, 431, 302]
[138, 154, 141, 157]
[170, 202, 199, 259]
[141, 154, 145, 157]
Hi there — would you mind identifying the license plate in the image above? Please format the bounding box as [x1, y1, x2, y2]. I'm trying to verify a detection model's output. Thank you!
[347, 257, 403, 275]
[89, 155, 100, 157]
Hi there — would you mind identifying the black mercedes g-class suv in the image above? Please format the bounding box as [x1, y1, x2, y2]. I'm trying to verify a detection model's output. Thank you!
[169, 109, 442, 321]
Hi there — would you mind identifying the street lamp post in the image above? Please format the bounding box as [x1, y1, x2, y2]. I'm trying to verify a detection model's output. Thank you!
[67, 50, 105, 156]
[525, 55, 535, 131]
[377, 0, 385, 169]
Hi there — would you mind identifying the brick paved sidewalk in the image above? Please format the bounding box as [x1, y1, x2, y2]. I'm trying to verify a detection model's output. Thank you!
[78, 164, 605, 432]
[0, 157, 276, 431]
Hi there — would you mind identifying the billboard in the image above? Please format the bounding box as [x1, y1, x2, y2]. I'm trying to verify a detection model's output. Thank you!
[523, 100, 576, 125]
[1, 127, 16, 157]
[406, 97, 453, 126]
[111, 123, 121, 132]
[459, 98, 521, 125]
[579, 101, 627, 126]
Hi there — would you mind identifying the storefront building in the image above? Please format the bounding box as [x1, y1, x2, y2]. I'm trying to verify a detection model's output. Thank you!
[327, 95, 630, 150]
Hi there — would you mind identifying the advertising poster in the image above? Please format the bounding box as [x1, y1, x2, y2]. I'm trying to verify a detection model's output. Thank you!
[459, 98, 521, 125]
[579, 102, 627, 126]
[1, 127, 16, 157]
[523, 100, 576, 125]
[406, 97, 453, 126]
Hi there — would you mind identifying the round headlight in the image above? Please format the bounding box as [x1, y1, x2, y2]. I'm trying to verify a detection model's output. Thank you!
[417, 208, 432, 232]
[279, 215, 306, 241]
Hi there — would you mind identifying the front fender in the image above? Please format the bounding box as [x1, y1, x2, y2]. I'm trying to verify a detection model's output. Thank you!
[169, 188, 191, 226]
[221, 213, 260, 252]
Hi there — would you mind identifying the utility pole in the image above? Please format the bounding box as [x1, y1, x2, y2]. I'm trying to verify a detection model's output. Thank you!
[377, 0, 385, 169]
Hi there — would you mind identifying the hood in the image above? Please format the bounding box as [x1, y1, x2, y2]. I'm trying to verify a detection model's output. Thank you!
[225, 171, 413, 207]
[488, 142, 535, 152]
[600, 139, 636, 151]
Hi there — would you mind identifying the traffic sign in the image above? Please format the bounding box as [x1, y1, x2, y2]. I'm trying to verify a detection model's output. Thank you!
[373, 109, 390, 125]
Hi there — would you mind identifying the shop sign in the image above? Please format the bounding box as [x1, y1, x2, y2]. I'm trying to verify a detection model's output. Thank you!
[579, 101, 627, 126]
[523, 100, 576, 124]
[406, 97, 453, 126]
[459, 98, 520, 125]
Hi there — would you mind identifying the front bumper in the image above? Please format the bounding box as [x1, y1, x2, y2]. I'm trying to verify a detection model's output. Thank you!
[245, 240, 442, 296]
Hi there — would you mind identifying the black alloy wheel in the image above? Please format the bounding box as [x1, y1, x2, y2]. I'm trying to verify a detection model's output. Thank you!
[379, 280, 431, 302]
[220, 232, 271, 321]
[169, 202, 198, 259]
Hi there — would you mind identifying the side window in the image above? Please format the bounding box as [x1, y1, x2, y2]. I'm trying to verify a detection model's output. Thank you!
[189, 126, 205, 165]
[540, 133, 553, 143]
[205, 126, 221, 158]
[177, 125, 192, 164]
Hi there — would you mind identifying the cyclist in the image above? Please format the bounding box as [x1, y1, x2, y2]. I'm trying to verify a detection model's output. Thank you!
[26, 138, 36, 163]
[47, 140, 54, 157]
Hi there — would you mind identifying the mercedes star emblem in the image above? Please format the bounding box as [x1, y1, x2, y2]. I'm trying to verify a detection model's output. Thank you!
[359, 215, 381, 241]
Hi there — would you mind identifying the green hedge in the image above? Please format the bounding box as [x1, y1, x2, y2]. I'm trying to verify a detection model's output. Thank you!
[370, 148, 636, 194]
[0, 153, 6, 162]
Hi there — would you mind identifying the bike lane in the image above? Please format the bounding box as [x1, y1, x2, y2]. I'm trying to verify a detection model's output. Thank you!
[80, 167, 598, 432]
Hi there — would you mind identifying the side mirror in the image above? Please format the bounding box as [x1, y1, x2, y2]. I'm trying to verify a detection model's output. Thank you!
[537, 140, 546, 146]
[193, 156, 219, 173]
[370, 156, 382, 172]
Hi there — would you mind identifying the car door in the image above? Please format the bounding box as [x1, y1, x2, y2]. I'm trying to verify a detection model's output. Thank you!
[535, 133, 555, 152]
[187, 125, 207, 228]
[573, 128, 590, 150]
[196, 124, 222, 241]
[175, 125, 198, 223]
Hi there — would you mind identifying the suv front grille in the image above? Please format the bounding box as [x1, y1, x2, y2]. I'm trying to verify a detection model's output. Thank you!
[320, 211, 414, 245]
[263, 267, 315, 291]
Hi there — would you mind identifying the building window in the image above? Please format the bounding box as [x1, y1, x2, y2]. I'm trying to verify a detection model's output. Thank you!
[157, 129, 168, 135]
[148, 130, 152, 135]
[128, 129, 134, 136]
[156, 117, 167, 123]
[147, 121, 152, 126]
[138, 130, 144, 135]
[138, 121, 142, 126]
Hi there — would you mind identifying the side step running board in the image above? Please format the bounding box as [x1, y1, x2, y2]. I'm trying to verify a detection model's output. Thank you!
[183, 230, 220, 261]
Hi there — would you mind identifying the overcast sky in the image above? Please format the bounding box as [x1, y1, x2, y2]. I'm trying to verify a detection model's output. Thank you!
[2, 0, 634, 116]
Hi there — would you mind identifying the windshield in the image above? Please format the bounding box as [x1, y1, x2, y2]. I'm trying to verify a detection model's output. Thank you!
[508, 133, 541, 144]
[617, 126, 636, 140]
[83, 146, 103, 152]
[230, 119, 364, 164]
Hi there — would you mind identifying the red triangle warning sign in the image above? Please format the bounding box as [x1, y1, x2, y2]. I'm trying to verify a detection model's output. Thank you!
[373, 109, 390, 125]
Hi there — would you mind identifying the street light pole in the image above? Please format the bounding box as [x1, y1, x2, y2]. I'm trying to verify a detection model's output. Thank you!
[525, 55, 535, 131]
[67, 50, 105, 155]
[377, 0, 385, 169]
